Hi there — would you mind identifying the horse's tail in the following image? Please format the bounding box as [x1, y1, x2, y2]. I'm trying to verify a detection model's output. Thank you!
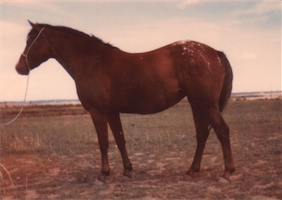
[217, 51, 233, 113]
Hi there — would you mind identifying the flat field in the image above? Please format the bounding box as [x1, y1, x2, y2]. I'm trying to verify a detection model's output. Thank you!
[0, 99, 281, 199]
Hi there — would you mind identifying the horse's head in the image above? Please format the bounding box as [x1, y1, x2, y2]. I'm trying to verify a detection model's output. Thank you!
[16, 20, 53, 75]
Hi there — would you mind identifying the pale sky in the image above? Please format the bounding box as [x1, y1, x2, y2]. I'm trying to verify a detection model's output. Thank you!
[0, 0, 281, 101]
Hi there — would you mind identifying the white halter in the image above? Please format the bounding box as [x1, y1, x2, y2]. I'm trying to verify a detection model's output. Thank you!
[21, 26, 46, 70]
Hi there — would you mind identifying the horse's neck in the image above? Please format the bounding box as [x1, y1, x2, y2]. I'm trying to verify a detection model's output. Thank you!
[48, 33, 105, 79]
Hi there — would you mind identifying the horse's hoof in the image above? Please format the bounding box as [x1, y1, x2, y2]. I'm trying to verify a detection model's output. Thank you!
[218, 177, 231, 184]
[220, 170, 233, 183]
[120, 175, 132, 182]
[123, 170, 132, 179]
[186, 169, 199, 177]
[186, 170, 194, 177]
[94, 178, 105, 185]
[97, 175, 106, 183]
[97, 172, 109, 183]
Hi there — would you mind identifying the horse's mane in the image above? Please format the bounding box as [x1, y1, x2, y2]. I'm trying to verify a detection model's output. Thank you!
[28, 23, 119, 49]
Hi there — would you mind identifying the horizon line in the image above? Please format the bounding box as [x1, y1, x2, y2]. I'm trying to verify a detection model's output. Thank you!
[1, 91, 281, 104]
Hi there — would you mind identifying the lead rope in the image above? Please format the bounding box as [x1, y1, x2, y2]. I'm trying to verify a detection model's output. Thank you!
[0, 27, 46, 126]
[0, 73, 30, 126]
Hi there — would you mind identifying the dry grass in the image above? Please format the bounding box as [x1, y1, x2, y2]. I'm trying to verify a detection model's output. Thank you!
[0, 99, 281, 199]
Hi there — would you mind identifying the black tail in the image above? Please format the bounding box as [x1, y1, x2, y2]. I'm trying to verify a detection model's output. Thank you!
[217, 51, 233, 113]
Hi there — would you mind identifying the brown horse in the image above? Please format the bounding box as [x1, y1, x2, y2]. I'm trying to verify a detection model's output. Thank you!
[16, 21, 234, 182]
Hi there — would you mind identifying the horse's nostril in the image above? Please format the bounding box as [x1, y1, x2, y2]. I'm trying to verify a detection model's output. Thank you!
[16, 64, 29, 75]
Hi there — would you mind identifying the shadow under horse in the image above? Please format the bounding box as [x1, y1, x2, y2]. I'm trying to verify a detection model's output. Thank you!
[16, 21, 235, 182]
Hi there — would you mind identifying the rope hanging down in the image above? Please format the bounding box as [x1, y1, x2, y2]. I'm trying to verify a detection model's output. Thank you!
[0, 27, 46, 126]
[0, 74, 30, 126]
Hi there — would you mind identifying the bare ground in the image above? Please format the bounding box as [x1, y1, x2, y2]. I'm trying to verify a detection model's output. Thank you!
[1, 100, 281, 199]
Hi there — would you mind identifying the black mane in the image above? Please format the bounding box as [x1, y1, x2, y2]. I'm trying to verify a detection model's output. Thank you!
[29, 23, 118, 49]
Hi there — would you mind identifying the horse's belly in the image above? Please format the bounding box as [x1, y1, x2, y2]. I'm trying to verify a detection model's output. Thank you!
[115, 89, 185, 114]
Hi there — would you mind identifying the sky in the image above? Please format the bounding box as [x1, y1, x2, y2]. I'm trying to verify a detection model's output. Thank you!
[0, 0, 281, 101]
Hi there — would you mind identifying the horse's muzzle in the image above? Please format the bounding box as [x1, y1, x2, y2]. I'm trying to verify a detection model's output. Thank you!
[15, 62, 29, 75]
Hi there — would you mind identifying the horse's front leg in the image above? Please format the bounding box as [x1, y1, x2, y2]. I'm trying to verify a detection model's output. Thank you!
[107, 112, 133, 178]
[90, 111, 110, 182]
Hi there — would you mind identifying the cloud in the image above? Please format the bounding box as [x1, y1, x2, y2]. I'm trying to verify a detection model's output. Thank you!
[242, 51, 257, 60]
[8, 1, 62, 14]
[177, 0, 201, 9]
[2, 20, 27, 38]
[250, 0, 280, 15]
[1, 21, 28, 65]
[235, 0, 280, 15]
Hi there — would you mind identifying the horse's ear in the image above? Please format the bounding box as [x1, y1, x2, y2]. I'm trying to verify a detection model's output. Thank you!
[28, 20, 35, 28]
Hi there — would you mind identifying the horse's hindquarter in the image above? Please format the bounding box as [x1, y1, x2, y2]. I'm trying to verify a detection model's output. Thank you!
[170, 41, 225, 104]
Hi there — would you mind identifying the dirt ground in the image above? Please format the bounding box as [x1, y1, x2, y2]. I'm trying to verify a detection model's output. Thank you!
[0, 100, 281, 199]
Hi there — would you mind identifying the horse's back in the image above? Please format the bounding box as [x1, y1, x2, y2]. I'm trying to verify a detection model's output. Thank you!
[107, 41, 224, 114]
[79, 40, 225, 114]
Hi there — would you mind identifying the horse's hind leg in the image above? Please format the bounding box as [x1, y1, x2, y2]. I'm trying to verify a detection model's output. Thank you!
[208, 107, 235, 181]
[187, 105, 210, 177]
[107, 112, 133, 178]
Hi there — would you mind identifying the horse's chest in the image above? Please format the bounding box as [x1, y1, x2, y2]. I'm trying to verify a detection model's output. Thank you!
[75, 77, 111, 112]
